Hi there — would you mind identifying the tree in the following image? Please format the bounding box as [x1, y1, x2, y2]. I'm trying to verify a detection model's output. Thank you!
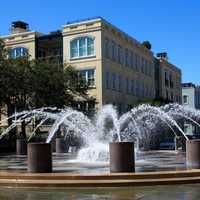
[0, 39, 92, 143]
[142, 41, 152, 50]
[31, 59, 65, 108]
[63, 65, 89, 106]
[0, 41, 33, 141]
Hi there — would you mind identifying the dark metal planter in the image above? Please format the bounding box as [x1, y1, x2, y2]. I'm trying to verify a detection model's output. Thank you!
[56, 138, 69, 153]
[186, 139, 200, 169]
[28, 143, 52, 173]
[109, 142, 135, 173]
[16, 139, 27, 155]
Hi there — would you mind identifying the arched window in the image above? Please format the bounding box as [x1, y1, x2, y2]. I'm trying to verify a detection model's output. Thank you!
[9, 47, 28, 58]
[70, 36, 94, 59]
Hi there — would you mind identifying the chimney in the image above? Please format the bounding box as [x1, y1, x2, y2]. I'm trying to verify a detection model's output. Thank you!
[156, 52, 168, 61]
[10, 21, 29, 34]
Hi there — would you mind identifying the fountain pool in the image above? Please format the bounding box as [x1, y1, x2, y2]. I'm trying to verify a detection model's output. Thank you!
[0, 103, 200, 189]
[1, 184, 200, 200]
[1, 103, 199, 163]
[0, 150, 185, 173]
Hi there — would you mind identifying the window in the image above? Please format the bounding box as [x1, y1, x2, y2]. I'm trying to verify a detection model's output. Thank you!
[88, 69, 95, 86]
[70, 36, 94, 59]
[130, 51, 134, 68]
[106, 71, 110, 89]
[166, 90, 169, 99]
[145, 60, 148, 74]
[148, 62, 152, 76]
[165, 71, 168, 80]
[105, 38, 110, 59]
[135, 54, 140, 70]
[169, 73, 173, 88]
[118, 45, 123, 64]
[136, 80, 140, 96]
[38, 49, 46, 57]
[131, 80, 135, 95]
[80, 69, 95, 87]
[118, 75, 122, 92]
[111, 41, 116, 61]
[183, 95, 188, 104]
[126, 78, 129, 94]
[165, 71, 169, 87]
[9, 47, 28, 58]
[141, 57, 145, 73]
[141, 82, 144, 97]
[112, 73, 116, 90]
[125, 48, 129, 67]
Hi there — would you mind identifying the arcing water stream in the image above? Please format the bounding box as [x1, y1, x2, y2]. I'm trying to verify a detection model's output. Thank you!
[1, 103, 200, 162]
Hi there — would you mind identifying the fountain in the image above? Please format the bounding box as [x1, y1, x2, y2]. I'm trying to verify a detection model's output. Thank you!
[109, 142, 135, 172]
[28, 142, 52, 173]
[16, 138, 27, 155]
[1, 103, 200, 173]
[56, 137, 69, 153]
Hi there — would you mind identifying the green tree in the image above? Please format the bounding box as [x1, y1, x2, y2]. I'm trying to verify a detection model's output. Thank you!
[0, 39, 91, 142]
[63, 65, 89, 106]
[142, 41, 152, 50]
[0, 41, 33, 140]
[31, 59, 65, 108]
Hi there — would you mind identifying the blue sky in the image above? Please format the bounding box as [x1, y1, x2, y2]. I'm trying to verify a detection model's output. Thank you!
[1, 0, 199, 84]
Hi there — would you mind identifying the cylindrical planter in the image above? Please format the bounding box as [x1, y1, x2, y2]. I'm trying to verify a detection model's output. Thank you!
[16, 139, 27, 155]
[109, 142, 135, 173]
[28, 143, 52, 173]
[56, 138, 69, 153]
[51, 139, 56, 153]
[186, 139, 200, 169]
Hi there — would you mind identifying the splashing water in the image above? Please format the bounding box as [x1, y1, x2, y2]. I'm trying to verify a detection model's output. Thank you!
[2, 103, 200, 162]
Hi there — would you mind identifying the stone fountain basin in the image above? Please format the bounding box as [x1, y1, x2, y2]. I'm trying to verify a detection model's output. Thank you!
[0, 150, 186, 173]
[1, 170, 200, 187]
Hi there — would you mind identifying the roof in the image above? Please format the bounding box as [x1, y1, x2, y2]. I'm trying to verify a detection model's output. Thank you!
[63, 16, 153, 55]
[182, 83, 196, 88]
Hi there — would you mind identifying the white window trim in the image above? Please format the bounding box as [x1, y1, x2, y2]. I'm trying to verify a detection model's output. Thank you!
[80, 68, 96, 87]
[70, 36, 95, 59]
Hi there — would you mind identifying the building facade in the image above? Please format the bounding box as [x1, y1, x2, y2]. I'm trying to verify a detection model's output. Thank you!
[182, 83, 200, 135]
[0, 17, 182, 114]
[155, 53, 182, 103]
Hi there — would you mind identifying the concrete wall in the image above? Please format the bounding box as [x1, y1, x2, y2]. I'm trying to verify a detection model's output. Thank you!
[157, 59, 182, 103]
[1, 31, 39, 59]
[182, 87, 195, 107]
[101, 21, 155, 112]
[62, 19, 103, 109]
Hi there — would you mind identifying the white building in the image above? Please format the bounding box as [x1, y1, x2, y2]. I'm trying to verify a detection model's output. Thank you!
[182, 83, 200, 135]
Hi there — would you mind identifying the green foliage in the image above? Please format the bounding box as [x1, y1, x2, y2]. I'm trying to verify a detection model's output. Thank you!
[0, 39, 90, 113]
[31, 59, 65, 108]
[63, 65, 88, 94]
[142, 41, 152, 50]
[0, 41, 32, 111]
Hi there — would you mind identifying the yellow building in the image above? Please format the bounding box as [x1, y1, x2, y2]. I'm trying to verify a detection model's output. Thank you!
[0, 18, 182, 114]
[155, 53, 182, 103]
[62, 17, 156, 113]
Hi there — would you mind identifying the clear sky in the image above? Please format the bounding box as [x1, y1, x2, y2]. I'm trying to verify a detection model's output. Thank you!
[0, 0, 199, 84]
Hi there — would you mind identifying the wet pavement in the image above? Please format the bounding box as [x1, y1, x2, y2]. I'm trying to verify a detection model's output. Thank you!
[0, 150, 186, 173]
[0, 151, 196, 200]
[0, 184, 199, 200]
